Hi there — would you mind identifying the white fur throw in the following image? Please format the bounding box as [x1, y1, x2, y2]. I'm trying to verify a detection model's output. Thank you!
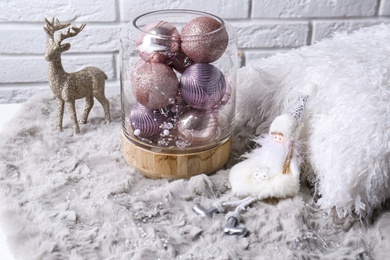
[234, 23, 390, 219]
[1, 92, 388, 259]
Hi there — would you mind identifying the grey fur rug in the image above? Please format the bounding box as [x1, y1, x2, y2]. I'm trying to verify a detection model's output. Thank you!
[0, 91, 389, 259]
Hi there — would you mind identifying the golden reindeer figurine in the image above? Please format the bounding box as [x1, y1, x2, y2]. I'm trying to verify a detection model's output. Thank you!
[43, 18, 111, 135]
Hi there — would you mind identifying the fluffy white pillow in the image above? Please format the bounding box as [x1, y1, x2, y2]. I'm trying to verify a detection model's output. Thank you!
[234, 24, 390, 219]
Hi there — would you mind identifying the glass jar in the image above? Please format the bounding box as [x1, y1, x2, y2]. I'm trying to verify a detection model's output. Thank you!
[120, 9, 237, 179]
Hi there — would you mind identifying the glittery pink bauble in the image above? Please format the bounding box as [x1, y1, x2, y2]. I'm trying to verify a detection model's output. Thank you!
[136, 21, 180, 64]
[180, 63, 226, 110]
[171, 52, 194, 74]
[131, 60, 179, 109]
[176, 109, 219, 145]
[181, 16, 228, 63]
[129, 102, 166, 139]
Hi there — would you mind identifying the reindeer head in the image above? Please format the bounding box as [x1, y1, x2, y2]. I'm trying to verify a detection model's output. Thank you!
[43, 18, 86, 61]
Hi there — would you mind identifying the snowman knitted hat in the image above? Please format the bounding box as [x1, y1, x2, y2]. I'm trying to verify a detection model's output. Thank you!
[269, 96, 308, 139]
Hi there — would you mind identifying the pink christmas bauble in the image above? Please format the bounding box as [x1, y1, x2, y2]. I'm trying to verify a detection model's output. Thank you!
[180, 63, 226, 110]
[181, 16, 228, 63]
[131, 60, 179, 109]
[129, 102, 166, 139]
[176, 109, 219, 145]
[136, 20, 181, 64]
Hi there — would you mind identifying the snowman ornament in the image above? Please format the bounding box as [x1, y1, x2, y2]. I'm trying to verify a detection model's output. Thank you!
[193, 96, 309, 236]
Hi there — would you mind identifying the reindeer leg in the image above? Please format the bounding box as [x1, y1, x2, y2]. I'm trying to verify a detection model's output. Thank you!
[80, 95, 94, 124]
[66, 101, 80, 134]
[95, 94, 111, 123]
[56, 98, 65, 131]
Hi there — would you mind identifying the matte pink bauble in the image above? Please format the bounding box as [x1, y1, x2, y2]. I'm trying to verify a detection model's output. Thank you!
[176, 109, 219, 145]
[181, 16, 228, 63]
[129, 102, 166, 139]
[136, 20, 181, 64]
[180, 63, 226, 110]
[131, 60, 179, 109]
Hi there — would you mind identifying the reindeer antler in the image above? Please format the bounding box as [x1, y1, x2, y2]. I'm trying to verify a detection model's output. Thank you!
[44, 18, 71, 40]
[43, 17, 86, 46]
[58, 23, 86, 45]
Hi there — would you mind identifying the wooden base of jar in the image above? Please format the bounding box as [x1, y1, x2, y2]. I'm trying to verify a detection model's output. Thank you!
[122, 133, 232, 179]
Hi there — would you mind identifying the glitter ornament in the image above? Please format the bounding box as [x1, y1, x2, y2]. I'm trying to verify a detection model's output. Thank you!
[136, 20, 180, 64]
[181, 16, 229, 63]
[176, 109, 219, 145]
[180, 63, 226, 110]
[129, 102, 166, 139]
[131, 60, 179, 109]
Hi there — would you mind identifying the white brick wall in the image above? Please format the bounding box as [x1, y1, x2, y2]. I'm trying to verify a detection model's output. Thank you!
[0, 0, 388, 103]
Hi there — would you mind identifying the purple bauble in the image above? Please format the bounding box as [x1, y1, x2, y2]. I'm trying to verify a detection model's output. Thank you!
[129, 103, 166, 139]
[136, 20, 180, 64]
[131, 60, 179, 109]
[176, 109, 219, 146]
[180, 63, 226, 110]
[181, 16, 228, 63]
